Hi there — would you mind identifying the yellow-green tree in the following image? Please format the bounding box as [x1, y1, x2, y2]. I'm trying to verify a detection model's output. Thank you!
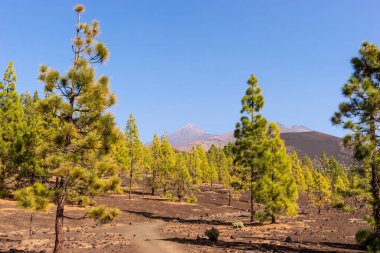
[233, 74, 268, 223]
[37, 5, 121, 252]
[254, 123, 298, 223]
[172, 153, 192, 201]
[310, 171, 331, 214]
[0, 61, 24, 196]
[290, 151, 306, 193]
[118, 114, 143, 199]
[149, 134, 161, 195]
[159, 135, 176, 195]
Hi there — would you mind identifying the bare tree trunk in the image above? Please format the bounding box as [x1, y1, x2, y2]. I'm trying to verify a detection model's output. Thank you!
[371, 161, 380, 235]
[53, 179, 66, 253]
[129, 170, 133, 200]
[151, 170, 156, 195]
[29, 213, 34, 239]
[250, 168, 254, 223]
[271, 214, 275, 224]
[228, 188, 232, 206]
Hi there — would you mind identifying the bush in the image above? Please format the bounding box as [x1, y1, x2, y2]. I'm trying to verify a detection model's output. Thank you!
[184, 195, 197, 204]
[342, 205, 354, 213]
[205, 227, 220, 241]
[355, 229, 380, 252]
[332, 201, 345, 209]
[232, 221, 244, 228]
[87, 206, 121, 225]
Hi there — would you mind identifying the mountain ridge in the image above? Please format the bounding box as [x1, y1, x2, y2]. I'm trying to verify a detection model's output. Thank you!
[153, 123, 351, 162]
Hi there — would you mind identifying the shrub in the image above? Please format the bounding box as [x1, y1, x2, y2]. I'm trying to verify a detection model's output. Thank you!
[87, 206, 121, 225]
[232, 221, 244, 228]
[184, 195, 197, 204]
[342, 205, 354, 213]
[332, 201, 345, 209]
[355, 229, 380, 252]
[205, 227, 220, 241]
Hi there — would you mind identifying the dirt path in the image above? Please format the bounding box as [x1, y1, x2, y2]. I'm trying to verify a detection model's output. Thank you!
[124, 221, 185, 253]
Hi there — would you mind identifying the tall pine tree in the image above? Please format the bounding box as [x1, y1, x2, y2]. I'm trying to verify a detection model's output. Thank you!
[254, 123, 298, 223]
[0, 61, 24, 196]
[37, 5, 121, 252]
[233, 74, 268, 223]
[332, 41, 380, 235]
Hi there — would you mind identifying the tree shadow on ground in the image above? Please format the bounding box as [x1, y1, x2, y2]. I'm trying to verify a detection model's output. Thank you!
[123, 210, 233, 226]
[161, 237, 363, 253]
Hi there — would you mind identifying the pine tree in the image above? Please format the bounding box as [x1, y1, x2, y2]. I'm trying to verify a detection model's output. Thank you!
[206, 145, 219, 190]
[172, 153, 192, 201]
[233, 74, 268, 223]
[197, 145, 211, 189]
[37, 5, 121, 252]
[150, 134, 162, 195]
[159, 135, 175, 195]
[290, 151, 306, 193]
[302, 155, 315, 195]
[254, 123, 298, 223]
[310, 171, 331, 214]
[327, 157, 349, 198]
[332, 41, 380, 234]
[17, 91, 47, 187]
[0, 61, 24, 196]
[119, 114, 143, 199]
[188, 146, 202, 187]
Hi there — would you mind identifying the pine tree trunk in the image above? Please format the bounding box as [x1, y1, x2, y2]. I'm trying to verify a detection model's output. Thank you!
[29, 213, 33, 239]
[369, 121, 380, 235]
[250, 171, 254, 223]
[371, 161, 380, 235]
[271, 214, 275, 224]
[53, 179, 66, 253]
[129, 169, 133, 200]
[151, 170, 156, 196]
[228, 188, 232, 206]
[210, 179, 213, 191]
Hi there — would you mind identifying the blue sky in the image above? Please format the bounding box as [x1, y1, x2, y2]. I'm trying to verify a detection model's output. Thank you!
[1, 1, 379, 142]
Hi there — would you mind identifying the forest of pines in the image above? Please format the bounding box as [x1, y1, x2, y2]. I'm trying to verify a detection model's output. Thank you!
[0, 3, 379, 253]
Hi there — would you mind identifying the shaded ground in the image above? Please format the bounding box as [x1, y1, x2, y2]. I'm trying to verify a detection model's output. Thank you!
[0, 185, 368, 252]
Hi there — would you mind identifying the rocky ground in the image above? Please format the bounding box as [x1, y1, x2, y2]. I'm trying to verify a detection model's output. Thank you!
[0, 185, 368, 253]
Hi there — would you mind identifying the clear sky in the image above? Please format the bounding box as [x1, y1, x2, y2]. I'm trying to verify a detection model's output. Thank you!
[1, 1, 379, 142]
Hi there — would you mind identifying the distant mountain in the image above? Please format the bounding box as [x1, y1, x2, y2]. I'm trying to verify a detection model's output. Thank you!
[163, 123, 351, 162]
[167, 124, 216, 147]
[276, 123, 312, 133]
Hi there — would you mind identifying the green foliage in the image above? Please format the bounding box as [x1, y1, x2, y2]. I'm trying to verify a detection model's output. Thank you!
[149, 134, 162, 195]
[355, 229, 380, 252]
[183, 194, 197, 204]
[254, 123, 298, 223]
[290, 151, 306, 193]
[233, 74, 269, 222]
[232, 221, 244, 228]
[0, 61, 25, 195]
[86, 206, 121, 225]
[35, 6, 122, 252]
[172, 153, 192, 201]
[207, 145, 225, 188]
[117, 114, 143, 199]
[310, 171, 331, 214]
[332, 41, 380, 232]
[15, 183, 51, 213]
[205, 227, 220, 241]
[187, 146, 202, 187]
[197, 145, 211, 187]
[159, 136, 176, 193]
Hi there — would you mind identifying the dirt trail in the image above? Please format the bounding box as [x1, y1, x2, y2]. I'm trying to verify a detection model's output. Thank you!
[124, 221, 185, 253]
